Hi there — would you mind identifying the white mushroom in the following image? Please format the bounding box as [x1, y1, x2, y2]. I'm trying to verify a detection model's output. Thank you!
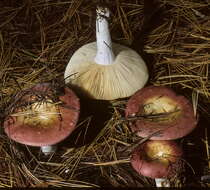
[64, 6, 148, 100]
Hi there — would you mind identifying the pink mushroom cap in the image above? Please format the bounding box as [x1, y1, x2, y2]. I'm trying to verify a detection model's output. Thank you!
[125, 85, 198, 140]
[4, 83, 80, 147]
[131, 140, 183, 179]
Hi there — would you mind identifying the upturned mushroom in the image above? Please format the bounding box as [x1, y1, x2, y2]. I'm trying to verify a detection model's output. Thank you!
[4, 83, 80, 155]
[64, 6, 148, 100]
[131, 140, 184, 187]
[125, 85, 198, 140]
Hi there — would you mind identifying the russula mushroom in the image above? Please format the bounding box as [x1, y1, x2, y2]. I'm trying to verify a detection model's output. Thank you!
[125, 86, 198, 140]
[131, 140, 183, 187]
[64, 6, 148, 100]
[3, 83, 80, 155]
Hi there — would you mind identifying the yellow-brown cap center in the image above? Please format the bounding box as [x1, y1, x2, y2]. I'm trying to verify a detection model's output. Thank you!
[14, 100, 60, 128]
[142, 96, 181, 123]
[145, 141, 177, 165]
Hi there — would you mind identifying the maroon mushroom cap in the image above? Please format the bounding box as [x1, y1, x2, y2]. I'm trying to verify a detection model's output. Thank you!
[125, 86, 198, 140]
[4, 83, 80, 147]
[130, 140, 183, 179]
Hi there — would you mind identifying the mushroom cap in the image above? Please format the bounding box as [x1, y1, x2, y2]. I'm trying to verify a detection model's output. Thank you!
[64, 42, 148, 100]
[125, 85, 198, 140]
[130, 140, 183, 179]
[4, 83, 80, 147]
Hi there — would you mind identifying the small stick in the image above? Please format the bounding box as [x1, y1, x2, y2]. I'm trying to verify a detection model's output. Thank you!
[118, 110, 180, 122]
[204, 127, 210, 169]
[119, 129, 165, 154]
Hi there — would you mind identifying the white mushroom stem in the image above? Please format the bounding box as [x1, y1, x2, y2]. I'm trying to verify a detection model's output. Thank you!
[155, 178, 170, 187]
[94, 6, 115, 65]
[41, 145, 57, 155]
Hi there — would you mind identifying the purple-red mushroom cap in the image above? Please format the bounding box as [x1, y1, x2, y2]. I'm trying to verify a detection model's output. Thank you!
[130, 140, 183, 179]
[4, 83, 80, 147]
[125, 85, 198, 140]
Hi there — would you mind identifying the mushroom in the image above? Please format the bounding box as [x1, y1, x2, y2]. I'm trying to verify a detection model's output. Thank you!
[64, 6, 148, 100]
[125, 85, 198, 140]
[3, 83, 80, 155]
[130, 140, 183, 187]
